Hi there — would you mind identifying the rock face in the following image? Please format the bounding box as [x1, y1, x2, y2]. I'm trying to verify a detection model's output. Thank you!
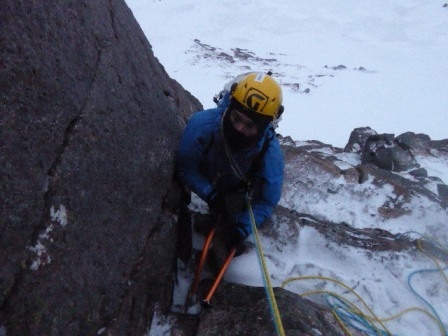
[195, 281, 346, 336]
[0, 1, 200, 335]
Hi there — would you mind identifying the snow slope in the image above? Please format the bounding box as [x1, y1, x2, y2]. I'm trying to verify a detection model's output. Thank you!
[125, 0, 448, 148]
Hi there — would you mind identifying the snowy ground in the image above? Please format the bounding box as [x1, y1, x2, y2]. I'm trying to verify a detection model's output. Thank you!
[125, 0, 448, 148]
[125, 1, 448, 335]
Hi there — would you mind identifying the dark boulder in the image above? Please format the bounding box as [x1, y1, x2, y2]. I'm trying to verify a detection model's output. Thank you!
[344, 129, 420, 172]
[344, 126, 378, 153]
[396, 132, 431, 154]
[0, 0, 200, 335]
[361, 133, 420, 172]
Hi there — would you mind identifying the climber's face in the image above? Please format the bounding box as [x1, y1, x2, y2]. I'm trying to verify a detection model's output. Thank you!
[229, 109, 258, 138]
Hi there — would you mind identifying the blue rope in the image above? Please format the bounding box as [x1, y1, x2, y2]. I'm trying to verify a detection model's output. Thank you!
[325, 294, 394, 336]
[397, 231, 448, 336]
[407, 266, 448, 336]
[323, 230, 447, 335]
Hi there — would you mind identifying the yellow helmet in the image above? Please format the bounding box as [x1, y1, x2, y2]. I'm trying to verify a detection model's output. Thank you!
[231, 72, 283, 119]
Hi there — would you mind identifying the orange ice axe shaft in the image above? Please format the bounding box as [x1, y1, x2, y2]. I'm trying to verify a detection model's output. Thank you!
[190, 227, 216, 296]
[202, 247, 236, 307]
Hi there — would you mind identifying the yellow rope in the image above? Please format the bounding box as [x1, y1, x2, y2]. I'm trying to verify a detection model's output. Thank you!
[417, 237, 448, 284]
[246, 196, 285, 336]
[282, 275, 391, 335]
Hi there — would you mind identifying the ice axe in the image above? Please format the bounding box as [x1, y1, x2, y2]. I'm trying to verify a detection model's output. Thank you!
[189, 226, 216, 297]
[201, 247, 236, 308]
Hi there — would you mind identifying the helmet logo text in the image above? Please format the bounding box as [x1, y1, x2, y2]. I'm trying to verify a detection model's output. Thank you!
[244, 88, 268, 112]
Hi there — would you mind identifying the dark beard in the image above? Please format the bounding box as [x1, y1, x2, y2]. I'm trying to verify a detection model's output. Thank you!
[222, 110, 259, 151]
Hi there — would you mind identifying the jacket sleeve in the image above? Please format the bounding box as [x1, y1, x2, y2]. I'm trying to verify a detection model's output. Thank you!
[234, 135, 284, 238]
[176, 110, 218, 202]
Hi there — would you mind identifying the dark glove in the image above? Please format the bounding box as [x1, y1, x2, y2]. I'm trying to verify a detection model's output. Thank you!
[226, 229, 246, 257]
[207, 191, 226, 215]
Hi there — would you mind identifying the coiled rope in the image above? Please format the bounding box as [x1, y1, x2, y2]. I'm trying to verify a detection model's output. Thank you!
[282, 275, 443, 336]
[281, 232, 448, 336]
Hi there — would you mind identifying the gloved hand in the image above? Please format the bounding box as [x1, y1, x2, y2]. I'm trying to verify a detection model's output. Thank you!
[207, 191, 226, 215]
[226, 229, 246, 257]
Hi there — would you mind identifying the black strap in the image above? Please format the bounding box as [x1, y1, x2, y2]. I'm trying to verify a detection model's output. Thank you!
[246, 128, 274, 183]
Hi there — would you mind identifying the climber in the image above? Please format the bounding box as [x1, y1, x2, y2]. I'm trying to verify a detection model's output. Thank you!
[175, 72, 285, 261]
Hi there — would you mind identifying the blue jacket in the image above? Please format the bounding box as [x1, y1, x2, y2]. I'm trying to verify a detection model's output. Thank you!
[176, 107, 284, 239]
